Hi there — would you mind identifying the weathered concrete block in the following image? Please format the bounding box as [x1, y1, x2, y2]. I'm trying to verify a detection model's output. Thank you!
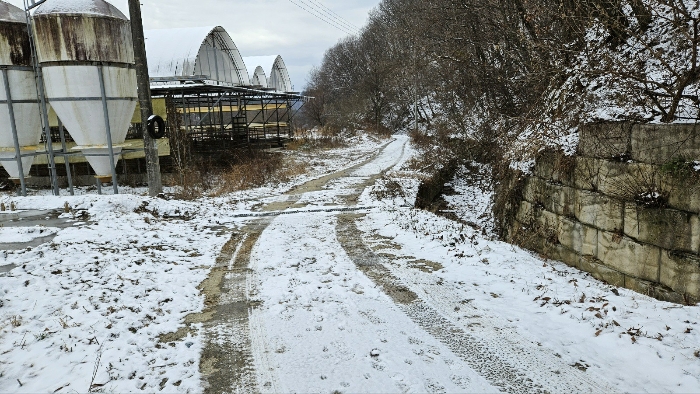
[631, 123, 700, 165]
[662, 175, 700, 214]
[533, 149, 576, 187]
[523, 177, 576, 217]
[556, 217, 598, 256]
[595, 160, 661, 200]
[624, 205, 700, 253]
[581, 224, 598, 257]
[573, 156, 601, 191]
[625, 276, 686, 304]
[512, 205, 564, 256]
[538, 209, 561, 235]
[543, 241, 580, 268]
[523, 177, 546, 203]
[660, 251, 700, 301]
[558, 217, 582, 253]
[533, 154, 555, 180]
[597, 231, 660, 282]
[580, 256, 625, 287]
[512, 220, 546, 253]
[575, 190, 624, 232]
[515, 200, 535, 225]
[579, 123, 633, 159]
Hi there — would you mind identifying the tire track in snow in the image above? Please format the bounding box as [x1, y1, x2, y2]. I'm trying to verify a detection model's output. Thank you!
[199, 220, 270, 394]
[336, 214, 616, 394]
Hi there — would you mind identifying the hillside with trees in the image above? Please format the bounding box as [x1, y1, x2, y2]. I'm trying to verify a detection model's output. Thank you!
[303, 0, 700, 169]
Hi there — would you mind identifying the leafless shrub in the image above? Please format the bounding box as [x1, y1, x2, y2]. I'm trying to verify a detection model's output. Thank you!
[370, 176, 406, 201]
[605, 164, 669, 208]
[212, 150, 308, 196]
[286, 131, 347, 151]
[10, 315, 21, 327]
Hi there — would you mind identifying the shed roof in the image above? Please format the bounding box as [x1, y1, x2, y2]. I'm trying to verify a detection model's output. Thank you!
[146, 26, 250, 86]
[34, 0, 127, 19]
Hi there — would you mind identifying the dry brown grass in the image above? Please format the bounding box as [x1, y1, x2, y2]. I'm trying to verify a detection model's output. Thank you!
[170, 131, 357, 199]
[172, 168, 211, 200]
[286, 132, 347, 151]
[172, 153, 307, 199]
[213, 152, 308, 195]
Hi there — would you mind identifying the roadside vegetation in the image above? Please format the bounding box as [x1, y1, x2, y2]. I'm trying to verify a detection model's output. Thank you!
[301, 0, 700, 231]
[171, 129, 389, 200]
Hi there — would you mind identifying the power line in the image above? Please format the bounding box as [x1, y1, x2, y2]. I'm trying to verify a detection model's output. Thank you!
[300, 0, 361, 32]
[288, 0, 356, 35]
[287, 0, 358, 36]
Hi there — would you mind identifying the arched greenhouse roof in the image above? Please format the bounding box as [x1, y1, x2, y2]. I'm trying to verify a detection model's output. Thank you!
[249, 65, 268, 88]
[145, 26, 250, 86]
[243, 55, 293, 92]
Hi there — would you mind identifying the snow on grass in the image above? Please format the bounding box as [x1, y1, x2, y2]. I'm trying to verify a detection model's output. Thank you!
[0, 135, 388, 392]
[0, 195, 225, 392]
[0, 226, 59, 244]
[442, 163, 495, 233]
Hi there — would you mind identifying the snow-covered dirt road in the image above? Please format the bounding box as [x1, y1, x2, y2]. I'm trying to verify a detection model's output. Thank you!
[198, 136, 615, 393]
[2, 134, 699, 393]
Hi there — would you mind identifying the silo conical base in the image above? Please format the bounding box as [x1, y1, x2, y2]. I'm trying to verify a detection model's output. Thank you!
[42, 65, 136, 178]
[0, 151, 34, 179]
[81, 147, 122, 178]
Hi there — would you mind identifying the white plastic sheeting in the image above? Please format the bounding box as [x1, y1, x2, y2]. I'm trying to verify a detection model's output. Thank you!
[243, 55, 293, 92]
[146, 26, 250, 86]
[248, 65, 268, 88]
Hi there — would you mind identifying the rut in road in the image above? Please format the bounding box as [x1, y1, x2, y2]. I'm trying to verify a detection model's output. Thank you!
[199, 220, 268, 394]
[336, 214, 616, 394]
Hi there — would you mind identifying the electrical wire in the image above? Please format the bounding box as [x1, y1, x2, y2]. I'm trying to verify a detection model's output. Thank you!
[288, 0, 355, 35]
[299, 0, 361, 32]
[287, 0, 358, 36]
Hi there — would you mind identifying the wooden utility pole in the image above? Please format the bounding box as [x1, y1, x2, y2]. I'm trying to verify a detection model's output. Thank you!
[128, 0, 162, 196]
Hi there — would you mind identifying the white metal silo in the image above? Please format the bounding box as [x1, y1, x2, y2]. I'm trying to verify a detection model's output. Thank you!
[0, 1, 41, 181]
[32, 0, 137, 181]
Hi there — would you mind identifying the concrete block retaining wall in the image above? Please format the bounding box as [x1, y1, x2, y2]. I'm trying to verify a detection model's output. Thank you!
[507, 123, 700, 304]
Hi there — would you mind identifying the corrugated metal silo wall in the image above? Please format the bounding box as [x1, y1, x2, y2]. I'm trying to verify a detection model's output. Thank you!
[33, 15, 134, 63]
[0, 21, 31, 66]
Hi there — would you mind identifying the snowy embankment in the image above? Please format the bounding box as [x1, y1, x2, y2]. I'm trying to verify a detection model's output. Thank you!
[0, 134, 387, 393]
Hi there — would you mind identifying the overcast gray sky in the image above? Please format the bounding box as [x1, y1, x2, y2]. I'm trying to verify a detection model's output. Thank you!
[7, 0, 379, 90]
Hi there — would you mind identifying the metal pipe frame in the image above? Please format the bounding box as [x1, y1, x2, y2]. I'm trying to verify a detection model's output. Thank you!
[24, 0, 59, 196]
[1, 67, 27, 196]
[98, 64, 120, 195]
[58, 119, 74, 196]
[150, 85, 304, 157]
